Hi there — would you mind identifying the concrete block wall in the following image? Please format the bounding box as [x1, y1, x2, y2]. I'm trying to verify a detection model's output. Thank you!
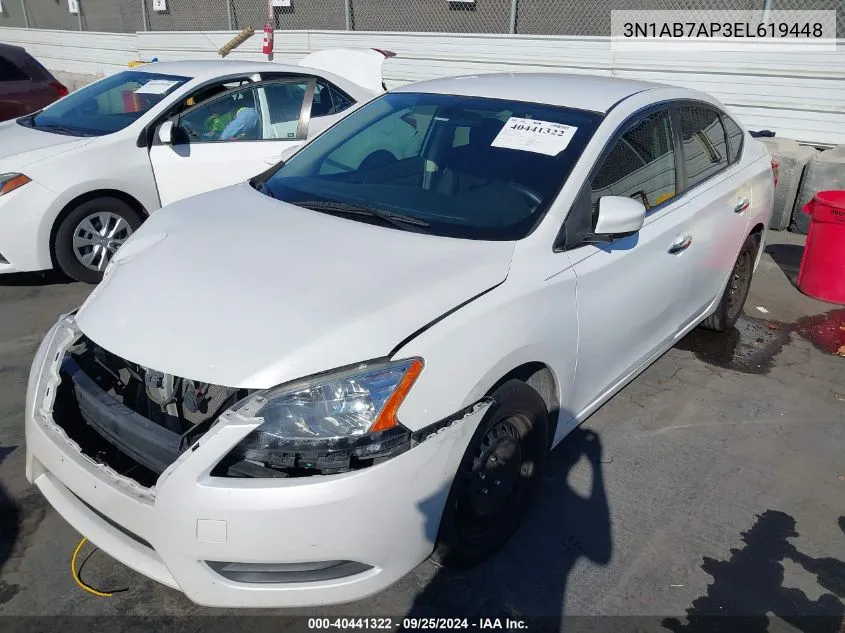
[760, 138, 818, 231]
[792, 146, 845, 234]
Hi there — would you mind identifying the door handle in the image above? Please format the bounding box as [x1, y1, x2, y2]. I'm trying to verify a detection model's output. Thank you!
[734, 198, 750, 213]
[669, 235, 693, 254]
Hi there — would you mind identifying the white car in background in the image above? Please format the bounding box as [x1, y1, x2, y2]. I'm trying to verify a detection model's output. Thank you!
[0, 49, 394, 283]
[26, 74, 774, 608]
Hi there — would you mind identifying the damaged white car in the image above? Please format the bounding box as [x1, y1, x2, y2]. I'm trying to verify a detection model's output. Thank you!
[26, 74, 774, 607]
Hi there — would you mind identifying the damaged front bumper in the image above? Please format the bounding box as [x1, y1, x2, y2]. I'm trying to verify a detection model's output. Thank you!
[25, 315, 490, 608]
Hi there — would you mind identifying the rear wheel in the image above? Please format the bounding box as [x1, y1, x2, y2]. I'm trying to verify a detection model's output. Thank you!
[54, 197, 142, 284]
[701, 234, 758, 332]
[432, 380, 549, 568]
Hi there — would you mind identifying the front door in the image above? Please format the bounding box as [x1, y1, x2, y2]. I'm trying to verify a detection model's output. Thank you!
[148, 78, 315, 206]
[566, 108, 697, 415]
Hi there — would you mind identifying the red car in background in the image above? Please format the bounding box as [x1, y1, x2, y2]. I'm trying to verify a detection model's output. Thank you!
[0, 43, 68, 122]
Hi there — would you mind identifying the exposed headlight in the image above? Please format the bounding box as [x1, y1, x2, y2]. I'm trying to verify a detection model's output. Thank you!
[215, 358, 423, 477]
[0, 173, 31, 196]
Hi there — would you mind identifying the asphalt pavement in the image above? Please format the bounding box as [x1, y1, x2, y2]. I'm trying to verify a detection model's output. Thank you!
[0, 230, 843, 633]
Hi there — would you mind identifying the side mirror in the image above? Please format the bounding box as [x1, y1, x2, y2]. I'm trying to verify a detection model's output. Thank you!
[158, 120, 175, 145]
[593, 195, 646, 238]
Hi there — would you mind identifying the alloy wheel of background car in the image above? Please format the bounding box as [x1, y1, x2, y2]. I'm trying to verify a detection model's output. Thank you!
[432, 380, 548, 569]
[54, 197, 143, 284]
[72, 212, 133, 272]
[701, 234, 758, 332]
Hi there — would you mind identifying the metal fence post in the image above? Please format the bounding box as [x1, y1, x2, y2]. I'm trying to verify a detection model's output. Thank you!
[20, 0, 29, 28]
[140, 0, 148, 30]
[508, 0, 518, 33]
[344, 0, 352, 30]
[226, 0, 234, 30]
[761, 0, 773, 25]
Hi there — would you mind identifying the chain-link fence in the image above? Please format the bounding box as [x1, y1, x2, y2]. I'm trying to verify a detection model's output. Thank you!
[2, 0, 842, 35]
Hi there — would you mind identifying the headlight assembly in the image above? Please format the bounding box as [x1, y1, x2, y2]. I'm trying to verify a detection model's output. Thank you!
[214, 358, 423, 477]
[0, 173, 31, 196]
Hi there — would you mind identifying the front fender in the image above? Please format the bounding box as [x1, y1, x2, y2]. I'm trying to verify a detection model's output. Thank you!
[394, 273, 578, 435]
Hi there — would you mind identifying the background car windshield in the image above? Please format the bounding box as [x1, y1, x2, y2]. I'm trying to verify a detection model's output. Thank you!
[26, 71, 189, 136]
[258, 92, 602, 240]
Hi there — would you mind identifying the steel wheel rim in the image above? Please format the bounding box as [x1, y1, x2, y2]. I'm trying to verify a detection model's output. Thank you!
[71, 212, 132, 272]
[726, 249, 752, 322]
[454, 415, 533, 546]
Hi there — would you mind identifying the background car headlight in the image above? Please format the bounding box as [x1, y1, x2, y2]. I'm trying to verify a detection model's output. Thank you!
[0, 173, 31, 196]
[215, 358, 423, 477]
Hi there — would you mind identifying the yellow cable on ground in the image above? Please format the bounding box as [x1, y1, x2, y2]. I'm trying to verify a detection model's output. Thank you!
[71, 537, 113, 597]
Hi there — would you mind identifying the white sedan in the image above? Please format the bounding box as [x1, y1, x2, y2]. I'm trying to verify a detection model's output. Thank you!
[0, 49, 394, 283]
[26, 73, 774, 608]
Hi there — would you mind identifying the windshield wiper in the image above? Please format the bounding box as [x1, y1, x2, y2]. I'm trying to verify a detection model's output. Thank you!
[296, 200, 430, 229]
[36, 123, 93, 137]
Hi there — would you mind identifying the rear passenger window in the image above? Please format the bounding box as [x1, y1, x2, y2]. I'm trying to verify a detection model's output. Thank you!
[310, 81, 355, 119]
[721, 114, 744, 164]
[591, 109, 676, 211]
[0, 56, 29, 82]
[679, 106, 729, 188]
[327, 84, 354, 113]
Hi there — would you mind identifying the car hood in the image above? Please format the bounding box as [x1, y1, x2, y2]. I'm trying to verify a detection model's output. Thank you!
[75, 183, 515, 389]
[0, 119, 94, 170]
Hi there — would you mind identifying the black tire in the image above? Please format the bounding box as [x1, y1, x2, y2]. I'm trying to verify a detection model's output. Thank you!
[700, 234, 758, 332]
[53, 197, 143, 284]
[432, 380, 549, 569]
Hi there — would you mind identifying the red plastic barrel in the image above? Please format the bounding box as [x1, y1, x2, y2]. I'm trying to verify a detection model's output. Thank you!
[797, 190, 845, 305]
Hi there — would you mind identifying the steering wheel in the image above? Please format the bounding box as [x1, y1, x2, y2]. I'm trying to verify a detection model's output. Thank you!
[181, 120, 201, 139]
[359, 150, 398, 171]
[508, 183, 543, 209]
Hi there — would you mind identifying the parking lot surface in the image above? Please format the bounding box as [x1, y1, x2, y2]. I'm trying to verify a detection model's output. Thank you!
[0, 230, 843, 632]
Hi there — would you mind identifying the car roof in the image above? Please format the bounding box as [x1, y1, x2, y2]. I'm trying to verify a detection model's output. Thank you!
[0, 43, 27, 63]
[129, 59, 310, 80]
[392, 73, 665, 114]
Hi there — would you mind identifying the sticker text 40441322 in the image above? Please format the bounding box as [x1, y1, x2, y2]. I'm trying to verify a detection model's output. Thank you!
[490, 117, 578, 156]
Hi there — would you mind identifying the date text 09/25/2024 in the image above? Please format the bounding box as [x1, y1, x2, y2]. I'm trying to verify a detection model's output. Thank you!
[308, 618, 529, 630]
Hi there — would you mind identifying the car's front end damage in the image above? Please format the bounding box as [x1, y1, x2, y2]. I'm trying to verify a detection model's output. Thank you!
[25, 313, 491, 607]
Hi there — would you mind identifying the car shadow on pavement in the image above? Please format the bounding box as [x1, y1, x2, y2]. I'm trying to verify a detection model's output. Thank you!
[765, 243, 805, 287]
[405, 426, 612, 632]
[0, 446, 20, 606]
[0, 271, 74, 287]
[663, 510, 845, 633]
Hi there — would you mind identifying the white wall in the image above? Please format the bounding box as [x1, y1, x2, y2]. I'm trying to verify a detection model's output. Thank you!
[2, 26, 843, 146]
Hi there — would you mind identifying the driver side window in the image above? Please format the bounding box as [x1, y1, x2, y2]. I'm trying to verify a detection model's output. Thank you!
[591, 109, 677, 212]
[178, 86, 264, 143]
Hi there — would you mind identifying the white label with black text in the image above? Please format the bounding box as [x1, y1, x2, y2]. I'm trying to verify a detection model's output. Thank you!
[135, 80, 180, 95]
[491, 117, 577, 156]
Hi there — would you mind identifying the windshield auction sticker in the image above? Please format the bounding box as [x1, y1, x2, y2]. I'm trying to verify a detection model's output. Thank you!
[135, 79, 180, 95]
[491, 118, 578, 156]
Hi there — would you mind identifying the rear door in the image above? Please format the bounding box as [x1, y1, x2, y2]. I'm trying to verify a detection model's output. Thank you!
[673, 104, 752, 319]
[149, 78, 315, 206]
[0, 53, 33, 121]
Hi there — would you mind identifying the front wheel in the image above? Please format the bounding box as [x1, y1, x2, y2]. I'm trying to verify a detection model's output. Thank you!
[432, 380, 549, 569]
[700, 233, 758, 332]
[53, 197, 142, 284]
